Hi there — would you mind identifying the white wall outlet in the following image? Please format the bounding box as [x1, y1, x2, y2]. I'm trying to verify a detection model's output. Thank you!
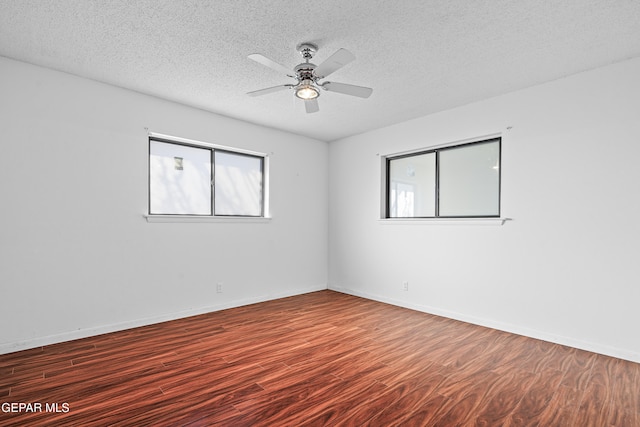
[402, 281, 409, 291]
[216, 282, 223, 293]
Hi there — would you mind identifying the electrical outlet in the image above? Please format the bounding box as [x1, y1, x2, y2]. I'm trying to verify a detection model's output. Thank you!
[402, 281, 409, 291]
[216, 282, 223, 293]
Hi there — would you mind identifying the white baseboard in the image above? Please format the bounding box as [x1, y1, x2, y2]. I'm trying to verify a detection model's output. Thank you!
[329, 285, 640, 364]
[0, 284, 327, 356]
[6, 283, 637, 364]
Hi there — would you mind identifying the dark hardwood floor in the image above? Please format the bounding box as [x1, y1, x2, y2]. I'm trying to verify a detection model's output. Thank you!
[1, 290, 638, 426]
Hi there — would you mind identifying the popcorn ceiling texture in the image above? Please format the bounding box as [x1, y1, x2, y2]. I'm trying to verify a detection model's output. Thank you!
[1, 0, 639, 141]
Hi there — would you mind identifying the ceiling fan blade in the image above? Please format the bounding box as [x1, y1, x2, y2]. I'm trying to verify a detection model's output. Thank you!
[321, 81, 373, 98]
[247, 84, 293, 97]
[304, 98, 319, 114]
[248, 54, 294, 77]
[313, 48, 355, 79]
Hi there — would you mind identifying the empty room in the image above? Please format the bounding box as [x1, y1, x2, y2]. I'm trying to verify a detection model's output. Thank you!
[1, 1, 639, 425]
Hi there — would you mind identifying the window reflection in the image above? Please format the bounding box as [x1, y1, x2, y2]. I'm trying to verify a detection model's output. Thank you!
[388, 152, 436, 217]
[149, 141, 212, 215]
[214, 151, 263, 216]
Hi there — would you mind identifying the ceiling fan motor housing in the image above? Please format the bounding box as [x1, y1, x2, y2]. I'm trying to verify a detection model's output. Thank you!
[294, 60, 320, 98]
[294, 62, 317, 80]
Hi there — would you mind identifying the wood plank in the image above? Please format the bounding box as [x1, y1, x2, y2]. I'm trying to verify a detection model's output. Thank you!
[503, 368, 565, 426]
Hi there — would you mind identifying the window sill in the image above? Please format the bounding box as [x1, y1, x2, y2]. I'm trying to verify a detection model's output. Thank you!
[144, 214, 272, 223]
[379, 218, 510, 226]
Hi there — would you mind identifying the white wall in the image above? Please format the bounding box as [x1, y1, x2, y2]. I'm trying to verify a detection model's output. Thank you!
[0, 57, 328, 354]
[3, 54, 639, 363]
[328, 57, 640, 362]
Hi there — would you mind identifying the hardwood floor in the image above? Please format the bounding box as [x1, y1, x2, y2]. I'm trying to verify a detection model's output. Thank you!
[1, 290, 638, 426]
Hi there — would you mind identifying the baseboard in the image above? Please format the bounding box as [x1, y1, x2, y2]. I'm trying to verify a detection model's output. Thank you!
[0, 284, 327, 356]
[329, 285, 640, 364]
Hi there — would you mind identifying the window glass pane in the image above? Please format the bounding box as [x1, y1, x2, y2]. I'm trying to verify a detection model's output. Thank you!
[149, 141, 212, 215]
[214, 151, 263, 216]
[388, 152, 436, 217]
[438, 140, 500, 216]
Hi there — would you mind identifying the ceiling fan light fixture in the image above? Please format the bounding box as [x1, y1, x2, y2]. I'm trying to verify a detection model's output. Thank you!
[295, 80, 319, 100]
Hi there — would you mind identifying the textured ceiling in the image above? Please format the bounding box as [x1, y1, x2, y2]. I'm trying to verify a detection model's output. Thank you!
[1, 0, 640, 142]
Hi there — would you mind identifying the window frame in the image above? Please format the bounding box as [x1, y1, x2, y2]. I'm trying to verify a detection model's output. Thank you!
[147, 133, 268, 219]
[384, 137, 501, 219]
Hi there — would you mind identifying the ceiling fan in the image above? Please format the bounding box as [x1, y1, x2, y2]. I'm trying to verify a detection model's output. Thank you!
[247, 43, 373, 113]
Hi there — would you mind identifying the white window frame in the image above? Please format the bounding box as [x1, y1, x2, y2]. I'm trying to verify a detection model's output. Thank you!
[145, 132, 270, 223]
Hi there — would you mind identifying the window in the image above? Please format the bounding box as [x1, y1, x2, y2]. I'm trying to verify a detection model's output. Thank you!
[149, 136, 266, 217]
[386, 138, 500, 218]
